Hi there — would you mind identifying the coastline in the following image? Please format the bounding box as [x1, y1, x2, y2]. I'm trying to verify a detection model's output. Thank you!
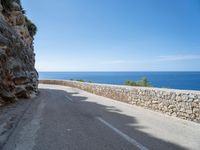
[38, 72, 200, 91]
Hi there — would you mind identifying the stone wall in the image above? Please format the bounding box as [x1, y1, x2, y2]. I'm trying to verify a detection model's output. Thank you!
[0, 0, 38, 105]
[40, 80, 200, 123]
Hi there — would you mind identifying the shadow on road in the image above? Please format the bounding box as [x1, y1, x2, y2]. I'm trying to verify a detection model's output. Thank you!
[39, 88, 187, 150]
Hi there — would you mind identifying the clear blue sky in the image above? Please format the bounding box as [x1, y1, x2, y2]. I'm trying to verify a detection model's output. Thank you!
[22, 0, 200, 71]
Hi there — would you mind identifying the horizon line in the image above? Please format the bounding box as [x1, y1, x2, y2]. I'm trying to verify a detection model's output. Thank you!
[38, 71, 200, 72]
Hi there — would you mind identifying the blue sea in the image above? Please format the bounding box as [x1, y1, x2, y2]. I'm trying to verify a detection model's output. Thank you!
[39, 72, 200, 91]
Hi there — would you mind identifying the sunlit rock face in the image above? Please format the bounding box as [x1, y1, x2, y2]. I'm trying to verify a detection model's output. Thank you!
[0, 0, 38, 105]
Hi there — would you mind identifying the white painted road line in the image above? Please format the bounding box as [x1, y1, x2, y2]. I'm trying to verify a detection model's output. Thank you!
[96, 117, 149, 150]
[65, 95, 73, 102]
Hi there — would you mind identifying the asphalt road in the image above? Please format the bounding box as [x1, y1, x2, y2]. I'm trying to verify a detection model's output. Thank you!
[2, 84, 200, 150]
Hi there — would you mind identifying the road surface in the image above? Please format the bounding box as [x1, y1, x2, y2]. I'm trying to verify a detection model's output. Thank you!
[2, 84, 200, 150]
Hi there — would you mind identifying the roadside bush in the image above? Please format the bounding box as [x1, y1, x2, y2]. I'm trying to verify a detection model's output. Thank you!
[124, 80, 137, 86]
[76, 79, 85, 82]
[136, 77, 152, 87]
[125, 77, 152, 87]
[70, 79, 92, 83]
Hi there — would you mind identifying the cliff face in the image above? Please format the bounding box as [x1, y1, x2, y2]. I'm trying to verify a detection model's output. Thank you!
[0, 0, 38, 105]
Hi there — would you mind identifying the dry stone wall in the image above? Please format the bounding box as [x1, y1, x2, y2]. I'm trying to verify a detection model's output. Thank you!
[40, 80, 200, 123]
[0, 0, 38, 105]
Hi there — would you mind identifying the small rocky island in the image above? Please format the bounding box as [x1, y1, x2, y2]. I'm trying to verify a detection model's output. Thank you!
[0, 0, 38, 105]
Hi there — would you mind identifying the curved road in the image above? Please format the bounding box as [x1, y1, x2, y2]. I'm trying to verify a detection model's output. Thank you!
[2, 84, 200, 150]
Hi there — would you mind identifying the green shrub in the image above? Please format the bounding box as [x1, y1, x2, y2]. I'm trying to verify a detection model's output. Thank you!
[70, 79, 92, 83]
[124, 80, 137, 86]
[125, 77, 152, 87]
[136, 77, 152, 87]
[76, 79, 85, 82]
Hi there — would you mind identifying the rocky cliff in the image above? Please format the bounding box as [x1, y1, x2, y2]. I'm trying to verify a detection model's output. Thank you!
[0, 0, 38, 105]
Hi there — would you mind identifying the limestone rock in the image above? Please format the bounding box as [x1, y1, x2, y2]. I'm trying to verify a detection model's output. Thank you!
[15, 86, 29, 98]
[11, 2, 21, 11]
[0, 0, 38, 104]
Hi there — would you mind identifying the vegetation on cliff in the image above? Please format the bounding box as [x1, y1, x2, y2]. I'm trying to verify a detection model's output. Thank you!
[1, 0, 37, 37]
[1, 0, 22, 11]
[25, 17, 37, 37]
[1, 0, 14, 11]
